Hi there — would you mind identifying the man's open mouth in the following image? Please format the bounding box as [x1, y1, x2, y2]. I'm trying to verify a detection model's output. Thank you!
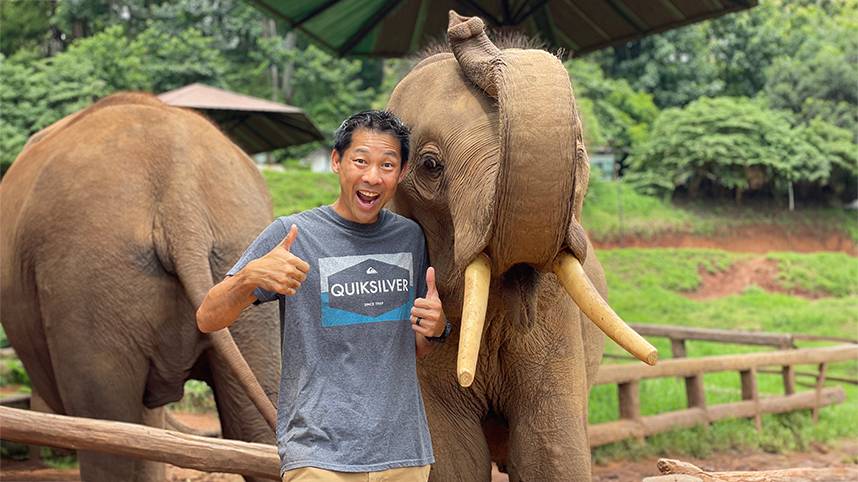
[356, 190, 380, 207]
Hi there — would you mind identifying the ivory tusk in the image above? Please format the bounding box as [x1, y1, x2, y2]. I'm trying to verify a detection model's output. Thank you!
[553, 250, 658, 366]
[457, 253, 492, 387]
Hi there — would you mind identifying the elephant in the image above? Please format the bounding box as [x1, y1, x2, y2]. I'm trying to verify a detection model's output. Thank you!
[386, 12, 654, 482]
[0, 93, 280, 482]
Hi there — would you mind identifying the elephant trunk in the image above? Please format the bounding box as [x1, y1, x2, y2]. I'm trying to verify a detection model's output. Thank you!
[448, 12, 655, 387]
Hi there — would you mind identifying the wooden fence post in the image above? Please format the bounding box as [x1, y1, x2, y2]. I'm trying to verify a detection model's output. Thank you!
[671, 339, 687, 359]
[618, 381, 644, 443]
[813, 362, 828, 424]
[685, 373, 708, 426]
[740, 367, 762, 432]
[780, 344, 797, 395]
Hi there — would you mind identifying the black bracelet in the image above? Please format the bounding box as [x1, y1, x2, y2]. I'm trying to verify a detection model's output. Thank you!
[427, 318, 451, 343]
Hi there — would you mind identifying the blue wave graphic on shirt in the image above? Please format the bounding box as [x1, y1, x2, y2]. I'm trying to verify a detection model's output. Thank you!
[320, 292, 413, 327]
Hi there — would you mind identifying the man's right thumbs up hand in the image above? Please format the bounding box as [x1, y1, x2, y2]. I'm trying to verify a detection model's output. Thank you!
[248, 224, 310, 296]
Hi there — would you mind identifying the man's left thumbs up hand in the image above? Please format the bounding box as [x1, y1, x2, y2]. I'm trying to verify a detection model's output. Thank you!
[411, 267, 446, 338]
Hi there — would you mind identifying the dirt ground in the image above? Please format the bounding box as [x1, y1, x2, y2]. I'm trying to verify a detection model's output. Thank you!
[591, 224, 858, 257]
[2, 226, 855, 481]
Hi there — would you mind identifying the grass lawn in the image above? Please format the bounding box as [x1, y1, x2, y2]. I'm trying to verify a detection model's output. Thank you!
[582, 179, 858, 242]
[590, 248, 857, 463]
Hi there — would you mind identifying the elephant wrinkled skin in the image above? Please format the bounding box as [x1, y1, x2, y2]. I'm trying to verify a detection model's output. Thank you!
[387, 13, 609, 482]
[0, 93, 279, 482]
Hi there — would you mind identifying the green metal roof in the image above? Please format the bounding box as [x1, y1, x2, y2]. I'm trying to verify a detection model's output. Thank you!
[246, 0, 757, 57]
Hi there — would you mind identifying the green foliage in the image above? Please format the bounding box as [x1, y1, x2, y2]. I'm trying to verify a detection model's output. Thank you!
[625, 96, 841, 201]
[42, 448, 79, 469]
[0, 0, 52, 57]
[566, 59, 658, 149]
[769, 252, 858, 298]
[795, 118, 858, 199]
[591, 0, 857, 204]
[286, 44, 376, 135]
[761, 0, 858, 134]
[0, 50, 105, 175]
[707, 1, 787, 98]
[263, 169, 341, 218]
[582, 179, 694, 240]
[1, 440, 30, 461]
[66, 23, 229, 93]
[167, 380, 217, 413]
[0, 358, 31, 387]
[592, 23, 724, 109]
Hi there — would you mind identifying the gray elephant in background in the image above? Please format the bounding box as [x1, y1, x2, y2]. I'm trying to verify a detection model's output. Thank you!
[0, 93, 279, 482]
[387, 12, 655, 482]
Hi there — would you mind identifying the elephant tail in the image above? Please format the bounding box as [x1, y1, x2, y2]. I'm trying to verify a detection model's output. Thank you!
[153, 201, 278, 431]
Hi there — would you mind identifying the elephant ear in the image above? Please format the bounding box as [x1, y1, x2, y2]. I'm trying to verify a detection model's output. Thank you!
[448, 11, 589, 266]
[572, 103, 590, 222]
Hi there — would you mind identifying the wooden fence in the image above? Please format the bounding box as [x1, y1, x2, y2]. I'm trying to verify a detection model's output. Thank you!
[587, 343, 857, 447]
[626, 323, 858, 387]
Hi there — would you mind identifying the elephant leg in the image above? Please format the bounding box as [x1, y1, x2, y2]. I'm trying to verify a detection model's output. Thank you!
[47, 324, 163, 481]
[134, 406, 166, 481]
[503, 307, 592, 481]
[504, 360, 590, 482]
[423, 394, 493, 482]
[207, 349, 276, 482]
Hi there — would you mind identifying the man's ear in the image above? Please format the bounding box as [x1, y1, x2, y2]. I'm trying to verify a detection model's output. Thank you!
[331, 149, 341, 174]
[398, 161, 408, 183]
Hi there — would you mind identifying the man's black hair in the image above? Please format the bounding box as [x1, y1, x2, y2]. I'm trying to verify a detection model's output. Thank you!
[333, 110, 411, 168]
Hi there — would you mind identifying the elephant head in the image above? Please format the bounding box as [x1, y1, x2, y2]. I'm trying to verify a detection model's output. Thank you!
[387, 12, 654, 481]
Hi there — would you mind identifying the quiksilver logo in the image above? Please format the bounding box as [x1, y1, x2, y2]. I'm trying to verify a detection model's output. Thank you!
[327, 259, 411, 318]
[330, 278, 408, 297]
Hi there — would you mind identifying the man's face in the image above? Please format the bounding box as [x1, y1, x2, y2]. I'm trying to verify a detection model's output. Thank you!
[331, 128, 406, 224]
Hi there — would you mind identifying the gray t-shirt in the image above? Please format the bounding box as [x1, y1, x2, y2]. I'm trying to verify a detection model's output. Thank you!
[228, 205, 434, 475]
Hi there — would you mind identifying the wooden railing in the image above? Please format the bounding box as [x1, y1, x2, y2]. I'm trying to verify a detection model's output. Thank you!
[588, 344, 858, 447]
[626, 323, 858, 387]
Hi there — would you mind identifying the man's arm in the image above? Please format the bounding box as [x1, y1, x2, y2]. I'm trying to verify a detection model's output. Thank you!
[196, 271, 263, 333]
[197, 224, 309, 333]
[410, 267, 447, 357]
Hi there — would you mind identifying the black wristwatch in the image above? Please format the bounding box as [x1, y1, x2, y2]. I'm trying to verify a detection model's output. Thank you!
[427, 318, 451, 343]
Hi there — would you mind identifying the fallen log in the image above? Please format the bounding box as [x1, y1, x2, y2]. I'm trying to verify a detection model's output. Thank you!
[657, 458, 858, 481]
[0, 406, 280, 480]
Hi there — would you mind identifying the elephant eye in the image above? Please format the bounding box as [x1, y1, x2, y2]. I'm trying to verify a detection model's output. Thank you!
[422, 155, 442, 172]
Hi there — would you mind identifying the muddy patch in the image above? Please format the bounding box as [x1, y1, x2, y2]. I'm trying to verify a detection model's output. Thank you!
[683, 257, 827, 301]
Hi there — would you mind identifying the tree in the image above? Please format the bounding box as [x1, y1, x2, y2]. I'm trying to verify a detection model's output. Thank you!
[0, 1, 53, 57]
[764, 23, 858, 135]
[0, 50, 105, 175]
[566, 58, 658, 150]
[795, 118, 858, 201]
[707, 1, 787, 98]
[592, 23, 723, 109]
[625, 97, 835, 204]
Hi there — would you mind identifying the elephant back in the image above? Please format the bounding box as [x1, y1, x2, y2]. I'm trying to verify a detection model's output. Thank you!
[0, 92, 276, 413]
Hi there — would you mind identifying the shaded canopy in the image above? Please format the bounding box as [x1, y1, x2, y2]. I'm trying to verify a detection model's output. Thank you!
[157, 83, 324, 155]
[245, 0, 757, 57]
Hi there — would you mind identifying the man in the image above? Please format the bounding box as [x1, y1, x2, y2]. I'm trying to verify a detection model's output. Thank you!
[197, 110, 449, 482]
